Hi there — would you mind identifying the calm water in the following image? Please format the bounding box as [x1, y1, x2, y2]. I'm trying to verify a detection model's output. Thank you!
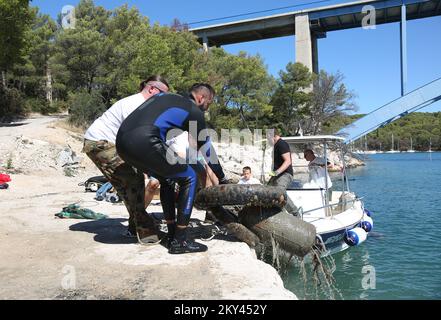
[283, 152, 441, 300]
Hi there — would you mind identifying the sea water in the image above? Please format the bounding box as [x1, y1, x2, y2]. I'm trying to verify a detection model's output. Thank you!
[283, 152, 441, 300]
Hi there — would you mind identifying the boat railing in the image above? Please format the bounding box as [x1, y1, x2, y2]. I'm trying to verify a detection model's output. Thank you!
[298, 196, 361, 220]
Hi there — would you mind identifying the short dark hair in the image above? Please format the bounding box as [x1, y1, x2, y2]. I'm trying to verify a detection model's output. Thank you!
[189, 83, 215, 98]
[242, 166, 251, 172]
[304, 149, 314, 156]
[139, 75, 169, 92]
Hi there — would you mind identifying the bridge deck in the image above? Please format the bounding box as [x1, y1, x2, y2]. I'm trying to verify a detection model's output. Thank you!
[190, 0, 441, 46]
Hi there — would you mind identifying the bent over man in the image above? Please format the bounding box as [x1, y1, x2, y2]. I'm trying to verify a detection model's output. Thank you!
[82, 75, 169, 243]
[116, 83, 219, 254]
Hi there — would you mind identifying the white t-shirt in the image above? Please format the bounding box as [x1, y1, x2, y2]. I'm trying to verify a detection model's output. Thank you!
[308, 157, 332, 189]
[238, 177, 261, 185]
[166, 131, 209, 165]
[84, 93, 146, 144]
[166, 131, 189, 156]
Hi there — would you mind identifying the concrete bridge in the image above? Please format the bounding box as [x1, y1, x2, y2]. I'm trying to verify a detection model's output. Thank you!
[190, 0, 441, 92]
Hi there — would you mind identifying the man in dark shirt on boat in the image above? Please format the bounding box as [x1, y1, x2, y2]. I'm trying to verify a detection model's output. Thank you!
[267, 129, 294, 187]
[267, 129, 299, 215]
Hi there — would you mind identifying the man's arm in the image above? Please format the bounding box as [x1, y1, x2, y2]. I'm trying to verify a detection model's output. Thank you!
[205, 144, 226, 182]
[190, 107, 227, 183]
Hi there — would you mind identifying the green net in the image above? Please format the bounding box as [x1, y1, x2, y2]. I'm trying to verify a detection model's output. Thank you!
[55, 204, 108, 220]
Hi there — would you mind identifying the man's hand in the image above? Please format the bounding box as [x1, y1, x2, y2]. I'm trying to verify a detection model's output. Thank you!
[219, 177, 229, 184]
[268, 170, 279, 177]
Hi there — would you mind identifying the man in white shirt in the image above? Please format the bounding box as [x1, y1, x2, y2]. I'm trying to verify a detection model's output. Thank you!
[238, 166, 261, 185]
[304, 149, 333, 189]
[82, 75, 169, 244]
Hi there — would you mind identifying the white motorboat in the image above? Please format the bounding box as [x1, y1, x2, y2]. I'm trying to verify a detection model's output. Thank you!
[284, 135, 373, 256]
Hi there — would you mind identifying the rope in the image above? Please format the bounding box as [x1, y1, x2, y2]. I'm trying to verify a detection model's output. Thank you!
[200, 224, 229, 241]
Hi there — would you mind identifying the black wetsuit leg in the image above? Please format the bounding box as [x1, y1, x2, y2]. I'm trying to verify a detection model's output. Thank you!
[158, 177, 176, 222]
[165, 165, 199, 226]
[116, 125, 201, 228]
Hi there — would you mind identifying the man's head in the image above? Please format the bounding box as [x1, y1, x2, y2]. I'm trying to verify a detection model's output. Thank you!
[242, 166, 252, 180]
[139, 75, 170, 99]
[189, 83, 215, 111]
[304, 149, 316, 162]
[266, 128, 281, 146]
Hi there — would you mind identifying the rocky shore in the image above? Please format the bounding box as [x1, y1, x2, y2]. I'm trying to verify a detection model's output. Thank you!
[0, 115, 295, 300]
[0, 114, 365, 300]
[215, 138, 365, 182]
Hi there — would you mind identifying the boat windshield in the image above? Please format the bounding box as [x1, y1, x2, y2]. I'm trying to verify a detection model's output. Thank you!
[283, 135, 350, 195]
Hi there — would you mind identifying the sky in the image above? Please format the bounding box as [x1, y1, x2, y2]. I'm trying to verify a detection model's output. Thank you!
[31, 0, 441, 114]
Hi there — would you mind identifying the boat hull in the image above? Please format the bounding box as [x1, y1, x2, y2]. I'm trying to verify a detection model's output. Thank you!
[287, 189, 369, 256]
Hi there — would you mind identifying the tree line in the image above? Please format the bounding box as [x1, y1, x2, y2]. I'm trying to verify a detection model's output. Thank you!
[1, 0, 357, 135]
[326, 112, 441, 151]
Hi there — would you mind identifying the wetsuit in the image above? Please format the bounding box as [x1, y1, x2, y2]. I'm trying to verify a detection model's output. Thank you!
[116, 93, 217, 227]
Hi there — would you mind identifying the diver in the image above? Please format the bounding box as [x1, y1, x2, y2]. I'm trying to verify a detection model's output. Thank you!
[116, 83, 220, 254]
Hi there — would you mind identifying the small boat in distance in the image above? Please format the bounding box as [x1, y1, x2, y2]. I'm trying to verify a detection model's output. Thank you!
[385, 133, 400, 153]
[407, 137, 416, 153]
[353, 136, 377, 155]
[428, 138, 434, 153]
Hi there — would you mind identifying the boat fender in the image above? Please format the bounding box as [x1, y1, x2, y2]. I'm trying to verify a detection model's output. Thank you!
[344, 227, 367, 246]
[364, 208, 372, 217]
[361, 216, 374, 232]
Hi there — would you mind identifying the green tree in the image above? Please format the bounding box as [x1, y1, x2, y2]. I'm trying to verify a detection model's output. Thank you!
[52, 27, 111, 93]
[198, 49, 276, 130]
[308, 70, 357, 135]
[151, 25, 202, 92]
[0, 0, 32, 87]
[15, 8, 58, 106]
[101, 4, 150, 102]
[270, 62, 312, 135]
[73, 0, 110, 32]
[327, 112, 441, 151]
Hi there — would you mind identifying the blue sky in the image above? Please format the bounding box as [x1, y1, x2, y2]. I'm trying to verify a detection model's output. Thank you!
[31, 0, 441, 114]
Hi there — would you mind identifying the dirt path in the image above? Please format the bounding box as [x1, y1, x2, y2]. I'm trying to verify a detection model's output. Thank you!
[0, 115, 295, 300]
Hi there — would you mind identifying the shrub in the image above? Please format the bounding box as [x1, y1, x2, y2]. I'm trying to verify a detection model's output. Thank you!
[24, 97, 46, 113]
[67, 90, 107, 128]
[0, 87, 27, 122]
[51, 100, 69, 113]
[25, 97, 65, 115]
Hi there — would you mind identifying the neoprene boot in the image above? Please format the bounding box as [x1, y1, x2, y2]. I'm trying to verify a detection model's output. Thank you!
[168, 227, 208, 254]
[164, 222, 176, 249]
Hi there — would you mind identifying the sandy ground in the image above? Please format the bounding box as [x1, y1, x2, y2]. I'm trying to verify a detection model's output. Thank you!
[0, 115, 296, 300]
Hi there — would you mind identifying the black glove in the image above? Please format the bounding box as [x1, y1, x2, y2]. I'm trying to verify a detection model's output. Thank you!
[219, 177, 229, 184]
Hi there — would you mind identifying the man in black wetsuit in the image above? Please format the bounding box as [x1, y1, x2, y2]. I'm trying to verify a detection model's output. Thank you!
[116, 83, 222, 254]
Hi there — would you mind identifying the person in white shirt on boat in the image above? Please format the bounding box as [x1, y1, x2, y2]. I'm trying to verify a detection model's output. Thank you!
[303, 149, 333, 189]
[238, 166, 261, 185]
